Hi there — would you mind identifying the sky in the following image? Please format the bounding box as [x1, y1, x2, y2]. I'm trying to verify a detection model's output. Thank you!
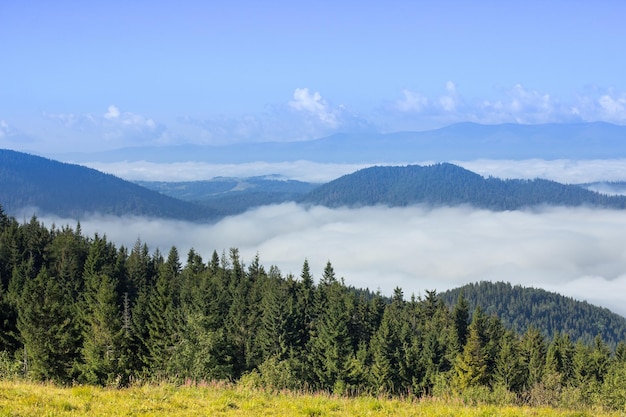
[1, 1, 626, 153]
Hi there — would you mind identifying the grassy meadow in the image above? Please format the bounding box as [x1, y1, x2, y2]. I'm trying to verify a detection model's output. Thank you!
[0, 380, 623, 417]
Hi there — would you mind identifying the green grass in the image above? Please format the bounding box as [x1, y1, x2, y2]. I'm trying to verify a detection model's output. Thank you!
[0, 380, 622, 416]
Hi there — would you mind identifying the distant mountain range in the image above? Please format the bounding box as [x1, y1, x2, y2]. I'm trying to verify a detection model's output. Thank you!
[0, 149, 215, 221]
[439, 281, 626, 347]
[48, 122, 626, 163]
[2, 149, 626, 219]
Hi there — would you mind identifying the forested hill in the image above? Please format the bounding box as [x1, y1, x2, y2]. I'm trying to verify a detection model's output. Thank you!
[439, 281, 626, 347]
[299, 163, 626, 210]
[0, 149, 215, 220]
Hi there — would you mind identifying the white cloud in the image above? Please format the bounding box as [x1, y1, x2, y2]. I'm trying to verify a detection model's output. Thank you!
[478, 84, 560, 124]
[597, 94, 626, 122]
[395, 82, 462, 114]
[389, 83, 626, 128]
[179, 90, 374, 145]
[38, 204, 626, 317]
[44, 106, 167, 147]
[0, 120, 8, 138]
[454, 159, 626, 184]
[396, 90, 429, 112]
[289, 87, 339, 128]
[104, 105, 120, 120]
[28, 84, 626, 154]
[80, 160, 371, 183]
[0, 119, 35, 146]
[439, 80, 459, 111]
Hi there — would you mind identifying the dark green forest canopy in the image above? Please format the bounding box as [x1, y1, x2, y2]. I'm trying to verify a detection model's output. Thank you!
[299, 163, 626, 210]
[2, 204, 626, 411]
[0, 149, 215, 220]
[439, 281, 626, 347]
[3, 149, 626, 221]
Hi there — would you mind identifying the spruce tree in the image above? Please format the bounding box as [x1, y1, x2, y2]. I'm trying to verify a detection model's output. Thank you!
[308, 278, 352, 391]
[454, 310, 488, 389]
[521, 326, 546, 388]
[369, 287, 406, 394]
[494, 331, 525, 392]
[452, 293, 470, 351]
[18, 267, 79, 382]
[145, 246, 181, 374]
[80, 273, 125, 385]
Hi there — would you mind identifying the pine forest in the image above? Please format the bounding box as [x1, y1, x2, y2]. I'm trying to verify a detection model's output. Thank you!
[1, 205, 626, 411]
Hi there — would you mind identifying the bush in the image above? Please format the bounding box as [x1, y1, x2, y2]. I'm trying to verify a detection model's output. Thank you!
[0, 350, 22, 380]
[239, 356, 301, 392]
[596, 362, 626, 411]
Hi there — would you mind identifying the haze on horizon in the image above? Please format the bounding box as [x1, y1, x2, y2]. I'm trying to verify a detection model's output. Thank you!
[1, 1, 625, 154]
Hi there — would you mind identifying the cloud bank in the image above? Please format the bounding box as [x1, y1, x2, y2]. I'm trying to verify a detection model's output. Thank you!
[43, 105, 168, 150]
[388, 83, 626, 130]
[81, 158, 626, 184]
[179, 88, 374, 145]
[39, 204, 626, 317]
[8, 83, 626, 153]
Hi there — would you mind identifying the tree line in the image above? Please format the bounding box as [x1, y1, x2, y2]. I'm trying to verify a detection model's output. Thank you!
[1, 206, 626, 409]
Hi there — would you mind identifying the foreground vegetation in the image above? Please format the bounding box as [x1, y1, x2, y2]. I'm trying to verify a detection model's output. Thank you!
[2, 205, 626, 412]
[0, 380, 623, 417]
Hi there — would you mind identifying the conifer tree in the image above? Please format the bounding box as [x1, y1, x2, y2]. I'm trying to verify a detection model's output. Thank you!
[452, 293, 470, 351]
[80, 273, 125, 385]
[544, 332, 574, 386]
[18, 267, 79, 382]
[145, 246, 181, 374]
[521, 326, 546, 388]
[258, 277, 293, 360]
[294, 259, 314, 352]
[308, 277, 352, 391]
[494, 330, 525, 392]
[369, 287, 406, 394]
[454, 310, 488, 389]
[418, 290, 453, 392]
[0, 282, 19, 353]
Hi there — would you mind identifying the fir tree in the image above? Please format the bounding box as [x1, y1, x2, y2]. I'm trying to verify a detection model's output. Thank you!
[18, 267, 79, 382]
[79, 273, 125, 385]
[308, 279, 352, 391]
[454, 310, 488, 389]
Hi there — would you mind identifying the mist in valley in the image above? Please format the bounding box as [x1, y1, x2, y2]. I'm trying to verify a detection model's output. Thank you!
[38, 202, 626, 318]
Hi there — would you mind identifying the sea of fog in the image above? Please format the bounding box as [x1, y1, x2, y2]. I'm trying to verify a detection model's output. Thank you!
[39, 203, 626, 317]
[81, 158, 626, 185]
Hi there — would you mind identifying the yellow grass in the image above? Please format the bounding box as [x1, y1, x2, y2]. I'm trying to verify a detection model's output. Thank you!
[0, 380, 622, 417]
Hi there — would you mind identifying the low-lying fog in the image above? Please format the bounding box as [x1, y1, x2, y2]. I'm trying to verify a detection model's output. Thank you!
[40, 203, 626, 317]
[82, 158, 626, 185]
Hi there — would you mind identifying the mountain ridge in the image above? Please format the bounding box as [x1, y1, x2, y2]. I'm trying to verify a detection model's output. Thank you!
[0, 149, 215, 221]
[298, 163, 626, 210]
[3, 149, 626, 220]
[45, 121, 626, 164]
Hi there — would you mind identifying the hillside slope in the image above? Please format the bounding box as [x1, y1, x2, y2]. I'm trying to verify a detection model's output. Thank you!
[299, 163, 626, 210]
[0, 149, 215, 220]
[439, 281, 626, 346]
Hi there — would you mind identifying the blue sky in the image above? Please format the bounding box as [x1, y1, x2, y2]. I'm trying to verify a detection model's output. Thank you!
[1, 1, 625, 153]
